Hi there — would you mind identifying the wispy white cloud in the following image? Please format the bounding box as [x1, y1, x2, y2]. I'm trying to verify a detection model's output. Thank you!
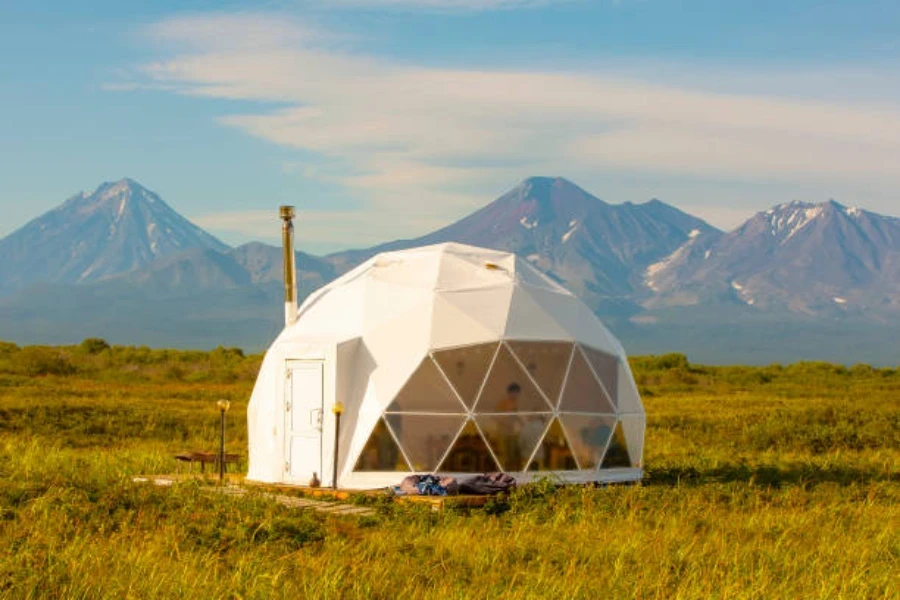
[318, 0, 573, 12]
[124, 12, 900, 242]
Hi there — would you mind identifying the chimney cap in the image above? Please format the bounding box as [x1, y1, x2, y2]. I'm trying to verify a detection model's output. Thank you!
[280, 205, 295, 220]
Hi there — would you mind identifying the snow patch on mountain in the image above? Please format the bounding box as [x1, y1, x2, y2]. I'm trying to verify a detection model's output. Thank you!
[767, 202, 824, 242]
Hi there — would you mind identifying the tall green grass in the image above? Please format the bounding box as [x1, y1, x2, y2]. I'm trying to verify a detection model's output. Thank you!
[0, 342, 897, 599]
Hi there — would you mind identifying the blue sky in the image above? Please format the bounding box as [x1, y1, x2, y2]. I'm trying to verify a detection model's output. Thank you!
[2, 0, 899, 252]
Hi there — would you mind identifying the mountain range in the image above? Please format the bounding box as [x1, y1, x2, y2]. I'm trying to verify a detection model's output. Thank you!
[0, 177, 897, 364]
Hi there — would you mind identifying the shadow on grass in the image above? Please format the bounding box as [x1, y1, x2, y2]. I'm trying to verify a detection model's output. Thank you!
[644, 463, 896, 488]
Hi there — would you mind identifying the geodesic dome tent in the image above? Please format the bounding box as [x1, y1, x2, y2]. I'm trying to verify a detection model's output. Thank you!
[247, 242, 645, 489]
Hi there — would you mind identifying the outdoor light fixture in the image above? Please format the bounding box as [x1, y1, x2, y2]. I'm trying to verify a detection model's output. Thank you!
[332, 402, 344, 489]
[217, 399, 231, 484]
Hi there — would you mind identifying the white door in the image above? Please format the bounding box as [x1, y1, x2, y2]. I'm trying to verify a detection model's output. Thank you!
[284, 361, 324, 484]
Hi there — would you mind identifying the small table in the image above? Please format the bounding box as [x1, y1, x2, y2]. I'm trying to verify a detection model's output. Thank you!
[174, 451, 241, 473]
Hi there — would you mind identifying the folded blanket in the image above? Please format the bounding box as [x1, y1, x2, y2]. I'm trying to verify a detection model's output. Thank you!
[393, 472, 514, 496]
[458, 472, 516, 495]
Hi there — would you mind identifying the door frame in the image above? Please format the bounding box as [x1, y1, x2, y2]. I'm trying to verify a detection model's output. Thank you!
[283, 359, 325, 484]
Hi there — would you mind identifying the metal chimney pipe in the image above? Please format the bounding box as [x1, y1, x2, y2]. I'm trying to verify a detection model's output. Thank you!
[280, 206, 298, 326]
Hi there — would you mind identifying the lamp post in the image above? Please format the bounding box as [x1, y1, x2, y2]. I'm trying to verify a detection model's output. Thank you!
[216, 399, 231, 484]
[332, 402, 344, 490]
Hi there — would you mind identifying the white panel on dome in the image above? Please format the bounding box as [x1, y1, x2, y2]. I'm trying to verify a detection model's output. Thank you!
[429, 295, 505, 350]
[620, 414, 645, 468]
[504, 286, 574, 341]
[362, 277, 434, 331]
[436, 252, 515, 292]
[369, 250, 441, 288]
[432, 287, 512, 350]
[616, 361, 645, 414]
[284, 280, 367, 341]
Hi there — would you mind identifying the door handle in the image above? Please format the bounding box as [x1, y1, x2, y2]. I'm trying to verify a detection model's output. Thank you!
[310, 408, 323, 430]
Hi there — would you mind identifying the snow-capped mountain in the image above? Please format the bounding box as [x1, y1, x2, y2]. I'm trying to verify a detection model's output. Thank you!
[1, 176, 898, 363]
[644, 200, 900, 315]
[329, 176, 718, 312]
[0, 178, 228, 293]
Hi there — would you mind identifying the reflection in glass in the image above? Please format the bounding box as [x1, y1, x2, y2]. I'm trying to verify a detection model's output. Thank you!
[528, 418, 577, 471]
[386, 357, 465, 413]
[475, 345, 552, 413]
[354, 418, 409, 471]
[476, 413, 550, 471]
[559, 349, 615, 413]
[439, 420, 499, 473]
[385, 414, 466, 472]
[600, 421, 632, 468]
[619, 414, 644, 468]
[507, 341, 574, 406]
[581, 345, 619, 408]
[432, 343, 498, 408]
[560, 414, 615, 469]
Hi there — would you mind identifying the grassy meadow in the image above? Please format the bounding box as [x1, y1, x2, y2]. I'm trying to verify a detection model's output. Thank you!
[0, 340, 897, 599]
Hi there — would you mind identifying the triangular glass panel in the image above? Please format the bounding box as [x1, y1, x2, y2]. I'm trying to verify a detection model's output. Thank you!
[507, 341, 574, 407]
[475, 413, 551, 472]
[474, 344, 552, 412]
[384, 414, 466, 472]
[528, 418, 577, 471]
[560, 414, 616, 469]
[386, 357, 465, 413]
[432, 343, 498, 409]
[581, 345, 619, 409]
[558, 348, 615, 413]
[618, 415, 644, 468]
[353, 418, 410, 471]
[600, 421, 632, 469]
[439, 420, 499, 473]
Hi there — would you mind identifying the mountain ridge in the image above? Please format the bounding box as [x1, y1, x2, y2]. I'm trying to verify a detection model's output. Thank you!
[0, 176, 897, 363]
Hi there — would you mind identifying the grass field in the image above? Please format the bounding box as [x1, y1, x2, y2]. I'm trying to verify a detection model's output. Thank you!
[0, 341, 897, 599]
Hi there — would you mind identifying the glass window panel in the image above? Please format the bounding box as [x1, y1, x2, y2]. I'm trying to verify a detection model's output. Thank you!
[386, 357, 465, 413]
[558, 349, 615, 413]
[385, 414, 466, 472]
[475, 414, 551, 472]
[439, 420, 499, 473]
[560, 414, 616, 469]
[581, 345, 619, 408]
[353, 418, 409, 471]
[600, 421, 632, 469]
[620, 414, 645, 468]
[432, 343, 498, 409]
[474, 345, 552, 412]
[507, 341, 574, 407]
[528, 418, 577, 471]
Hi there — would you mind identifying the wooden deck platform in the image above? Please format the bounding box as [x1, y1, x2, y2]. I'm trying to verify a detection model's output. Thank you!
[135, 475, 502, 511]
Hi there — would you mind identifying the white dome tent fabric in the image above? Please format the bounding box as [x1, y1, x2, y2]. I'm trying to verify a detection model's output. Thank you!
[247, 242, 645, 489]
